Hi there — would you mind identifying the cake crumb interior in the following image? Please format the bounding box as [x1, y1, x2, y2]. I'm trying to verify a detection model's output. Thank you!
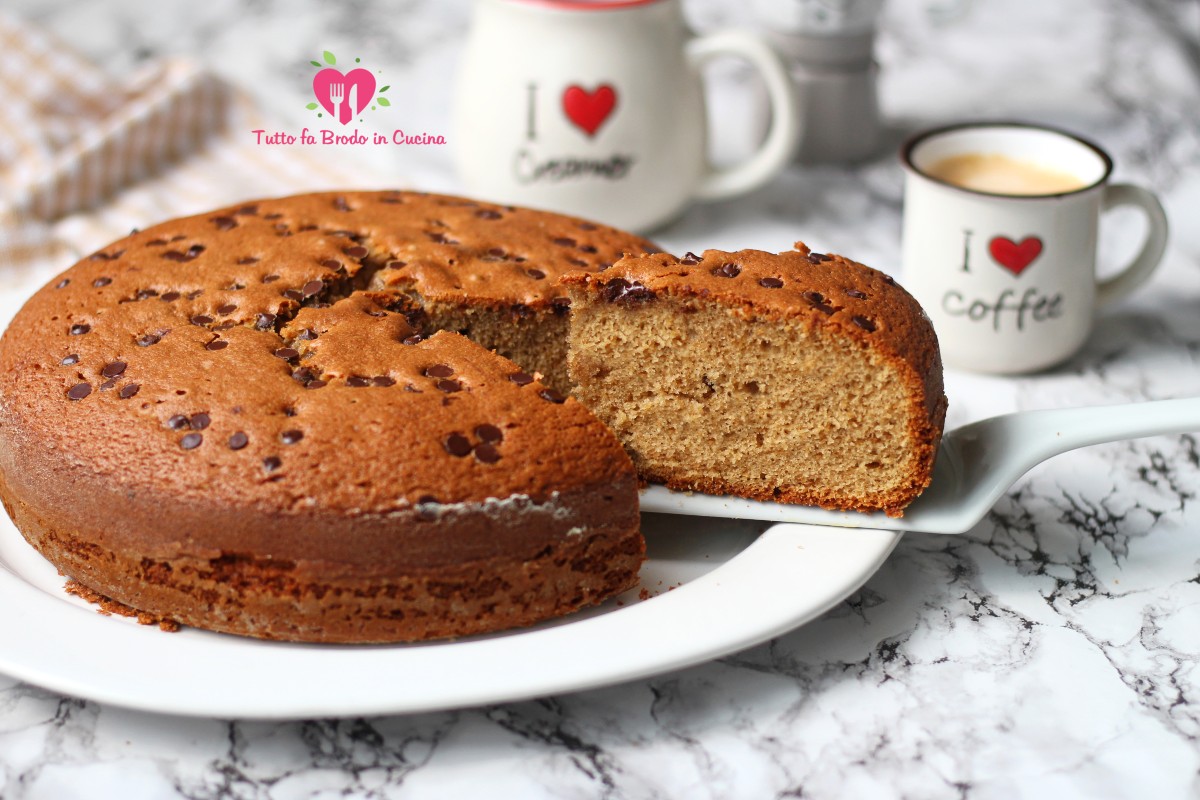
[568, 296, 922, 510]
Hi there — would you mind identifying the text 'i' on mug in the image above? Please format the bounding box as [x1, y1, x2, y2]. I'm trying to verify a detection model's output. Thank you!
[900, 122, 1169, 374]
[453, 0, 802, 233]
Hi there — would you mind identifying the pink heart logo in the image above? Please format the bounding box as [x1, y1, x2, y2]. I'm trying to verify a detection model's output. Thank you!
[312, 68, 376, 126]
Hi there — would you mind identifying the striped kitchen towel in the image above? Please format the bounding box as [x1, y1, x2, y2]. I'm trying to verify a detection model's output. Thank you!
[0, 11, 376, 289]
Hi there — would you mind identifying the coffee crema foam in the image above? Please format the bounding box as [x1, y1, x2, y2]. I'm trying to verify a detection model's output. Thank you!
[924, 152, 1087, 196]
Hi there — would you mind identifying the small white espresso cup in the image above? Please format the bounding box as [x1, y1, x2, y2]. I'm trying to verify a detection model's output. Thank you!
[453, 0, 801, 233]
[900, 122, 1168, 374]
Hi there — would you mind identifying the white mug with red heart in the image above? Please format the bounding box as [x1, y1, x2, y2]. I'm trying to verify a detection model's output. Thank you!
[453, 0, 800, 233]
[900, 122, 1169, 374]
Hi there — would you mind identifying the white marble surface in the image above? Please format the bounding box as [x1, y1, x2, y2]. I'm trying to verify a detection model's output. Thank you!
[3, 0, 1200, 797]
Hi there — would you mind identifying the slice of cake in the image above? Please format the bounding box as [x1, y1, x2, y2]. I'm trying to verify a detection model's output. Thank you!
[563, 243, 947, 517]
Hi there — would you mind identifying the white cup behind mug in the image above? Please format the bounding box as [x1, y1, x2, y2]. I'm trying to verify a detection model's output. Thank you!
[900, 122, 1169, 374]
[453, 0, 801, 233]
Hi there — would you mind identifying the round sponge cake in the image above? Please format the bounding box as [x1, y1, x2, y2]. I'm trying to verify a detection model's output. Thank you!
[0, 191, 650, 643]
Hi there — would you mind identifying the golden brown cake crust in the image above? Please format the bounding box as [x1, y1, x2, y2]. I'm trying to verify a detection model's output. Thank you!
[564, 243, 947, 516]
[0, 191, 647, 642]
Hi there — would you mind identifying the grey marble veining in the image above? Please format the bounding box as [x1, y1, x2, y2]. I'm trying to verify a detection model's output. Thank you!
[2, 0, 1200, 797]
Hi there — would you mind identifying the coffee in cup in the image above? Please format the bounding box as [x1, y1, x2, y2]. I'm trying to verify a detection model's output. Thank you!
[923, 152, 1088, 196]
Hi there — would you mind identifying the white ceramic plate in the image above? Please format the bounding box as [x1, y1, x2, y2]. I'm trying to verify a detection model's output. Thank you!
[0, 510, 900, 719]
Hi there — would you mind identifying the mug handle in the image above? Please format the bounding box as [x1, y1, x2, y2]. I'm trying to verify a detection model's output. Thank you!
[686, 31, 801, 201]
[1095, 183, 1169, 306]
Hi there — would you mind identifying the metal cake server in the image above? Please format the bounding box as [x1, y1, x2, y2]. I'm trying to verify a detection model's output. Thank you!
[638, 397, 1200, 534]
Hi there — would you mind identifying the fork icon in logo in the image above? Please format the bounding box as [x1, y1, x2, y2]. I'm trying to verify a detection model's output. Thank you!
[329, 83, 345, 124]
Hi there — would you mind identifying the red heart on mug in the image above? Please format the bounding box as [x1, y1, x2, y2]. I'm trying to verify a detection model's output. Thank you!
[988, 235, 1043, 276]
[562, 84, 617, 137]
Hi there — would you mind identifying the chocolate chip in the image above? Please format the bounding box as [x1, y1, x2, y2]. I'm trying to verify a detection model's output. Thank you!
[262, 456, 282, 472]
[162, 251, 188, 262]
[435, 379, 462, 393]
[552, 237, 576, 247]
[146, 239, 167, 247]
[845, 288, 867, 299]
[217, 303, 237, 315]
[526, 268, 546, 280]
[539, 388, 566, 404]
[99, 378, 118, 392]
[343, 246, 368, 259]
[190, 413, 211, 430]
[160, 291, 180, 302]
[69, 323, 90, 335]
[372, 376, 396, 387]
[282, 289, 304, 302]
[228, 431, 249, 450]
[759, 277, 784, 288]
[167, 415, 189, 430]
[427, 231, 457, 245]
[386, 259, 407, 269]
[712, 262, 741, 278]
[235, 205, 259, 216]
[119, 383, 140, 399]
[93, 277, 112, 288]
[882, 274, 896, 285]
[851, 315, 876, 332]
[579, 244, 598, 254]
[508, 371, 534, 386]
[486, 248, 506, 259]
[600, 278, 654, 304]
[206, 340, 228, 351]
[61, 354, 79, 365]
[332, 196, 351, 211]
[180, 433, 203, 450]
[424, 364, 454, 378]
[346, 375, 370, 387]
[473, 443, 500, 464]
[305, 380, 326, 389]
[578, 222, 597, 231]
[55, 279, 70, 289]
[475, 209, 502, 219]
[101, 361, 126, 378]
[262, 274, 280, 283]
[137, 333, 161, 347]
[190, 315, 213, 326]
[802, 291, 824, 305]
[475, 424, 503, 443]
[280, 429, 304, 445]
[255, 313, 276, 330]
[212, 216, 237, 231]
[551, 297, 571, 316]
[302, 280, 324, 297]
[402, 335, 423, 345]
[443, 433, 472, 457]
[807, 252, 831, 264]
[137, 289, 159, 300]
[186, 290, 204, 300]
[89, 251, 120, 261]
[67, 383, 91, 401]
[296, 328, 318, 341]
[237, 256, 260, 265]
[814, 303, 835, 315]
[568, 258, 588, 268]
